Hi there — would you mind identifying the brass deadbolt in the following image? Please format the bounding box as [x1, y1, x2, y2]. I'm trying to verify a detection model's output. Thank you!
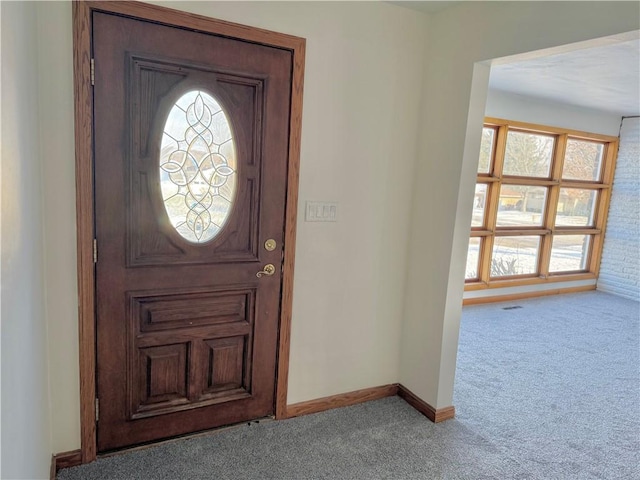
[264, 239, 277, 251]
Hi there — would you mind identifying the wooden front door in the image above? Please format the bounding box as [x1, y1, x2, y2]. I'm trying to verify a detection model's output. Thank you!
[93, 11, 292, 451]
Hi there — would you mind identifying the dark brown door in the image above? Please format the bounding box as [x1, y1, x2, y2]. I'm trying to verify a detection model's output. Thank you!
[93, 11, 292, 451]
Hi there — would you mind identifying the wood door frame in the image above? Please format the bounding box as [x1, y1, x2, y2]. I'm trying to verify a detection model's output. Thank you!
[73, 0, 305, 463]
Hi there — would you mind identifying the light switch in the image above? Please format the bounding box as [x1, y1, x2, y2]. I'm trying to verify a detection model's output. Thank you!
[305, 201, 338, 222]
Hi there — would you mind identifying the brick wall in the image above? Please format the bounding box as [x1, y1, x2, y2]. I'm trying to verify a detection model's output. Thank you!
[598, 117, 640, 300]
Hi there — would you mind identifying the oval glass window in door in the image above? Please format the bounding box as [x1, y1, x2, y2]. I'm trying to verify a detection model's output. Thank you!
[159, 90, 237, 243]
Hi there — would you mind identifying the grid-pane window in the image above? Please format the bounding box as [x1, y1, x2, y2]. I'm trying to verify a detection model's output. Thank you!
[491, 236, 541, 278]
[503, 131, 554, 178]
[465, 237, 481, 280]
[562, 139, 604, 181]
[466, 118, 617, 289]
[472, 184, 488, 227]
[477, 127, 495, 174]
[496, 185, 547, 227]
[555, 189, 598, 227]
[549, 235, 591, 273]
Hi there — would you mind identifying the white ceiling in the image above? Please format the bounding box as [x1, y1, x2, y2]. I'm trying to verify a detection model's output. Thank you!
[389, 3, 639, 116]
[489, 39, 640, 117]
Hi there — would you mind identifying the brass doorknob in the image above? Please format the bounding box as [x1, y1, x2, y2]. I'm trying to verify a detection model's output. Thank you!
[256, 264, 276, 278]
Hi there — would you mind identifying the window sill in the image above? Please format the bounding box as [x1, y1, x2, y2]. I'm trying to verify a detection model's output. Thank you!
[464, 272, 596, 291]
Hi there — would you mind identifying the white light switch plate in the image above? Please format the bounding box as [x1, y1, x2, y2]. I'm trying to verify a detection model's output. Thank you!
[305, 201, 338, 222]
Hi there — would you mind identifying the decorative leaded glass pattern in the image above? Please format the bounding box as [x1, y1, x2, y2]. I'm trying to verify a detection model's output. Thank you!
[159, 91, 237, 243]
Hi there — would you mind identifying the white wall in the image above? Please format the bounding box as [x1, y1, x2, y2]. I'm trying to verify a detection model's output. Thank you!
[599, 117, 640, 300]
[485, 89, 622, 137]
[37, 0, 81, 453]
[401, 1, 640, 408]
[38, 0, 428, 452]
[1, 2, 53, 478]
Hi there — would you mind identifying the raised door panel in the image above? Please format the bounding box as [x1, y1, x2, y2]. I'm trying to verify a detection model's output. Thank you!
[204, 336, 246, 393]
[136, 344, 190, 412]
[128, 287, 255, 419]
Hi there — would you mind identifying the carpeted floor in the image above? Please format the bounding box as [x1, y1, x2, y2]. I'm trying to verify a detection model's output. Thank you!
[58, 291, 639, 479]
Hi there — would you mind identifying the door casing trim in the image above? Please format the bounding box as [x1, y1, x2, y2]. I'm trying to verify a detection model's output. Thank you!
[73, 0, 305, 463]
